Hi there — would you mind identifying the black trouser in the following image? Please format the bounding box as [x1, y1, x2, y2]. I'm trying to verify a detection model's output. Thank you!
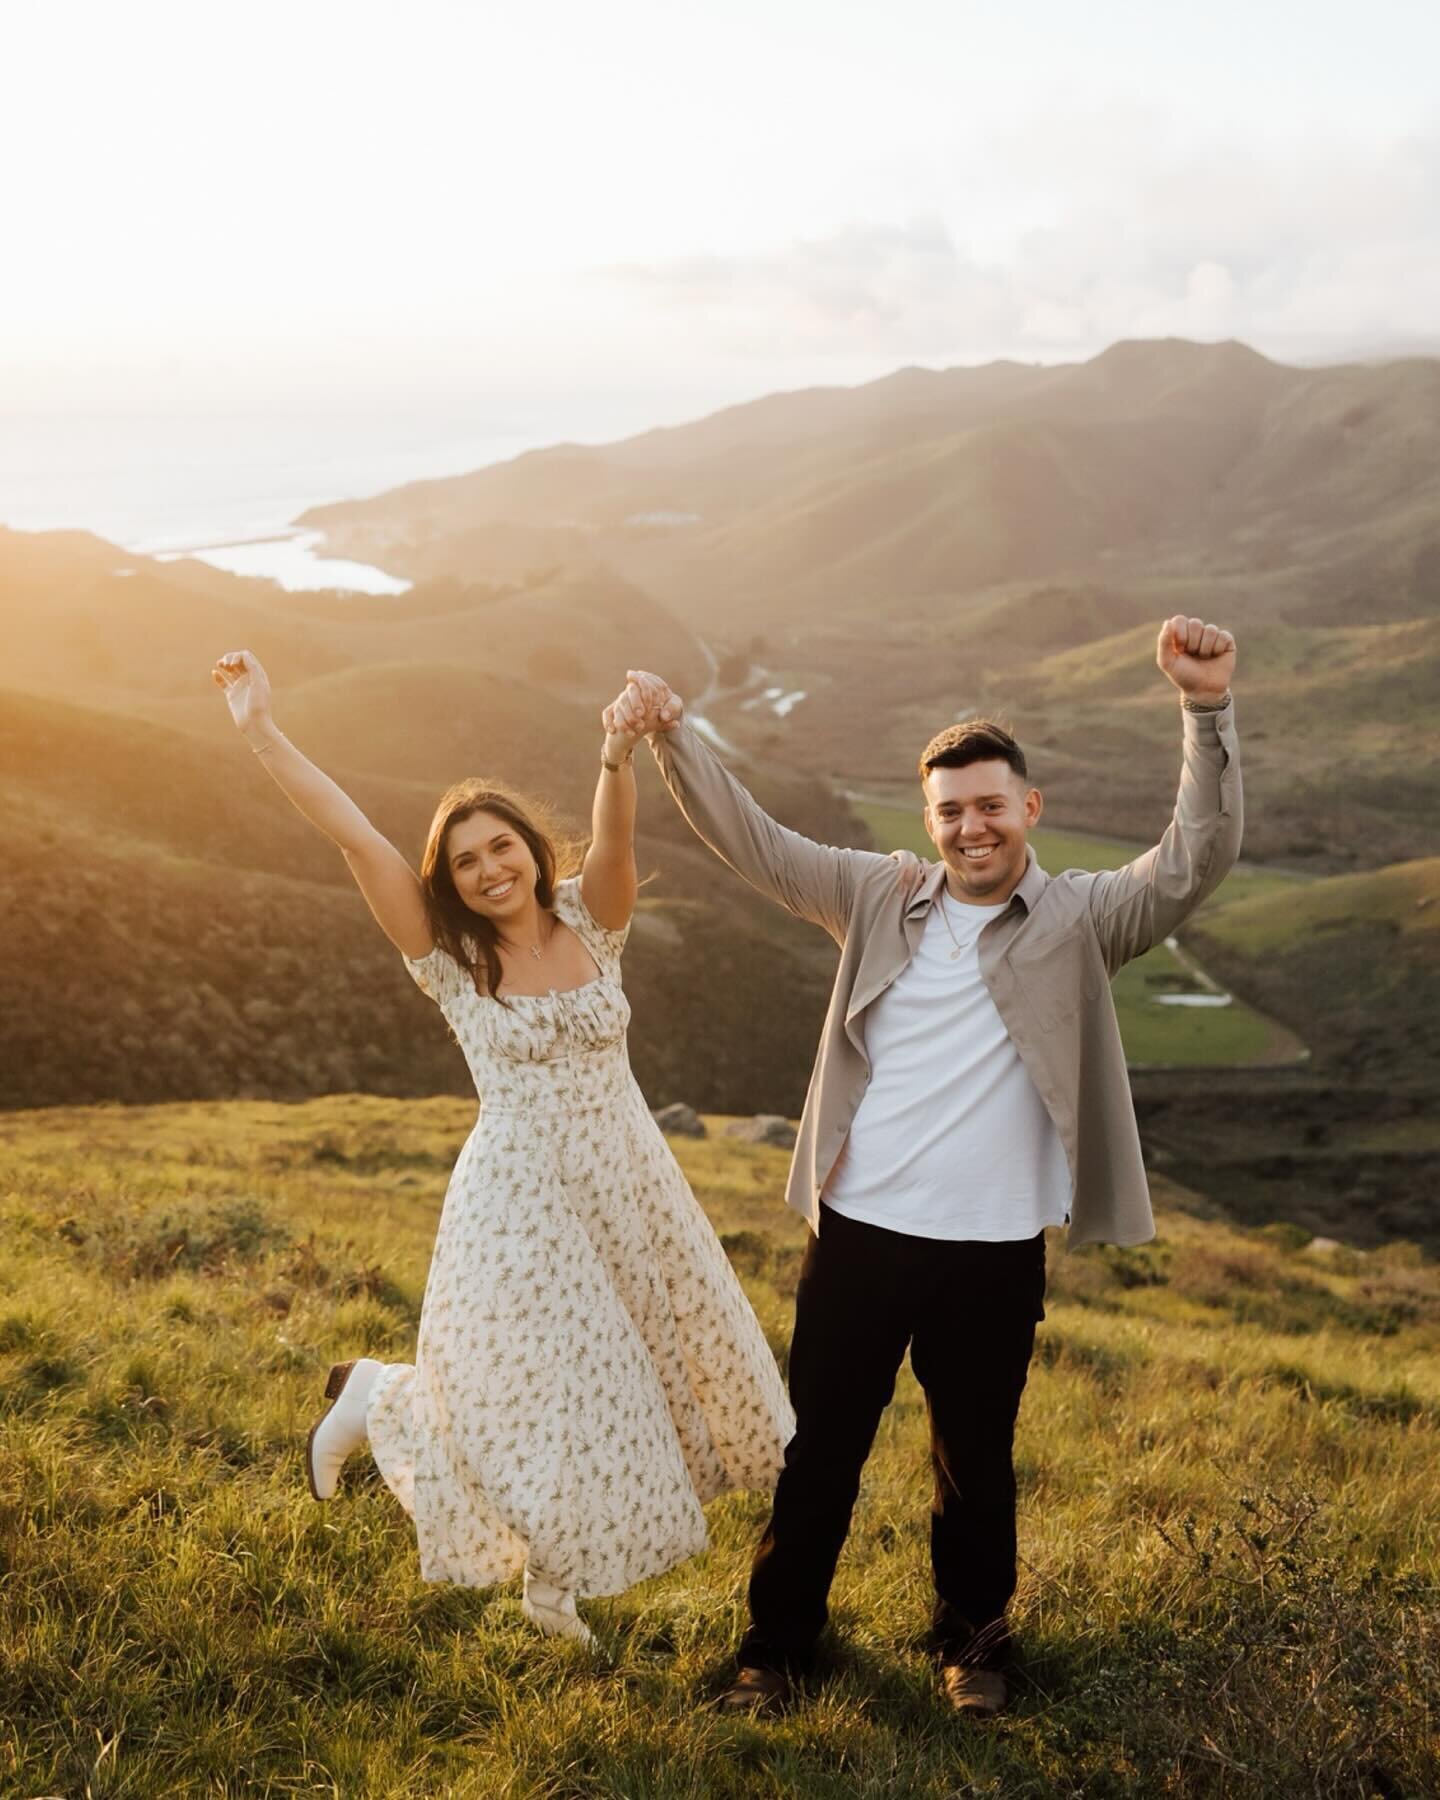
[738, 1205, 1046, 1675]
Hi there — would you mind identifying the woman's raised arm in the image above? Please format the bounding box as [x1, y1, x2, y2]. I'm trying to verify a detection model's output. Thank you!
[213, 650, 433, 959]
[579, 705, 646, 931]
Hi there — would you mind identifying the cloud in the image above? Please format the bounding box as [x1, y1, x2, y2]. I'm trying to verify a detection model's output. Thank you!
[598, 120, 1440, 364]
[606, 217, 1014, 354]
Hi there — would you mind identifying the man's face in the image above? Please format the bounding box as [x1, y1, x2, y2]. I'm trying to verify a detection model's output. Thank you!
[923, 759, 1043, 905]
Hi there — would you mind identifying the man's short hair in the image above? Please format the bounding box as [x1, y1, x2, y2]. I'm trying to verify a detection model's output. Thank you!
[919, 718, 1028, 784]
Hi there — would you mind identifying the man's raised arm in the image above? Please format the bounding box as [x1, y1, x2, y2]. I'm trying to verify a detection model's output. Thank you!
[1088, 616, 1244, 971]
[606, 671, 880, 942]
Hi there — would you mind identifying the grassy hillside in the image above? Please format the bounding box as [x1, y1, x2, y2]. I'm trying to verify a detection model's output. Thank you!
[0, 529, 708, 720]
[0, 533, 866, 1117]
[1190, 858, 1440, 1083]
[1, 1098, 1435, 1796]
[1133, 861, 1440, 1248]
[0, 780, 841, 1118]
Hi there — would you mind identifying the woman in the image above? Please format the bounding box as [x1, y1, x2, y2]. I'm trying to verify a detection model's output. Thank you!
[212, 649, 793, 1643]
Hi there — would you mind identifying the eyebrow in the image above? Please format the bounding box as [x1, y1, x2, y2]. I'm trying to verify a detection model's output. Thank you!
[934, 794, 1008, 808]
[450, 832, 512, 864]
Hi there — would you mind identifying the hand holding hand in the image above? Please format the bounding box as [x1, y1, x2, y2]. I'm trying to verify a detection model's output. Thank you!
[212, 650, 275, 735]
[600, 705, 635, 764]
[1156, 616, 1236, 701]
[605, 670, 684, 744]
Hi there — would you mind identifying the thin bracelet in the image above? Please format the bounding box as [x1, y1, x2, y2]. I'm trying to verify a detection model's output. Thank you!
[600, 750, 634, 773]
[251, 741, 277, 757]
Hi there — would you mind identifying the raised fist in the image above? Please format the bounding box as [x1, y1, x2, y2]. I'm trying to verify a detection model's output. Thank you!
[212, 649, 274, 732]
[1156, 617, 1236, 700]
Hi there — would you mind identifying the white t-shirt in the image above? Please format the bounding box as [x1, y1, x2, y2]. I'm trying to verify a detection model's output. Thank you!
[822, 891, 1072, 1241]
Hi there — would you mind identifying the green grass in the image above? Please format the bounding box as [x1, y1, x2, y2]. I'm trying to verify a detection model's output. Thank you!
[853, 804, 1304, 1066]
[2, 1097, 1437, 1797]
[1196, 857, 1440, 958]
[1183, 856, 1440, 1098]
[1105, 954, 1284, 1064]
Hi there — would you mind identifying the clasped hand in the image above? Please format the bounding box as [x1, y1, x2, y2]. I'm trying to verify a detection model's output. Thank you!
[603, 669, 684, 747]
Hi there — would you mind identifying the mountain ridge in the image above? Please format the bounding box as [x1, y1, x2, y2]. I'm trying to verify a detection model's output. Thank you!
[295, 341, 1440, 874]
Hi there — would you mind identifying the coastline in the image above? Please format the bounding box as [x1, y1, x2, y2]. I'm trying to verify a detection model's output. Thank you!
[152, 527, 414, 595]
[0, 410, 541, 586]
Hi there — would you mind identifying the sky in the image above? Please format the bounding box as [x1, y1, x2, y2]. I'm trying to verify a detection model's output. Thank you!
[5, 0, 1440, 437]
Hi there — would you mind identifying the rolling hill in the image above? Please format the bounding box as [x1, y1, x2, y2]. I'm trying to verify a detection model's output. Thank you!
[304, 338, 1440, 869]
[0, 529, 859, 1117]
[1134, 859, 1440, 1247]
[304, 340, 1440, 633]
[3, 341, 1436, 1249]
[1189, 857, 1440, 1084]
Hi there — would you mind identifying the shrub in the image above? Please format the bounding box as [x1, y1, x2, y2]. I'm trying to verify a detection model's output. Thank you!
[59, 1196, 287, 1281]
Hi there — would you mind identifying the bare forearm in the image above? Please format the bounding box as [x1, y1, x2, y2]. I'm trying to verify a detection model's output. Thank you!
[214, 649, 428, 953]
[591, 750, 637, 859]
[580, 738, 639, 927]
[243, 717, 381, 855]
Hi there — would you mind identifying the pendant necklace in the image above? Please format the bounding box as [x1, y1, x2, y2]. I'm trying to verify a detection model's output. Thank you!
[501, 915, 548, 962]
[937, 891, 968, 961]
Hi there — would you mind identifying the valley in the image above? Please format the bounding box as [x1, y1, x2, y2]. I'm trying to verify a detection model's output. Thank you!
[2, 338, 1436, 1248]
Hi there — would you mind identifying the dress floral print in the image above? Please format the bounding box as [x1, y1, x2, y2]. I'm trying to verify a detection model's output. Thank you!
[365, 877, 794, 1596]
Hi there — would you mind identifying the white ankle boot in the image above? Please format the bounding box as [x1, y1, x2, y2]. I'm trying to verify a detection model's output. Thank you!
[521, 1568, 595, 1646]
[306, 1358, 383, 1500]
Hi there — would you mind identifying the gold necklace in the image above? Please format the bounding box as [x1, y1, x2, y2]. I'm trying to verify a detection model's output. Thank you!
[937, 889, 968, 961]
[501, 914, 550, 963]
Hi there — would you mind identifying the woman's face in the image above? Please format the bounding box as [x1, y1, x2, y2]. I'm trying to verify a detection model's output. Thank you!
[445, 809, 540, 924]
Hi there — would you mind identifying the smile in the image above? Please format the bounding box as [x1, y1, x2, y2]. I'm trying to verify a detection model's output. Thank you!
[960, 845, 998, 860]
[483, 879, 516, 899]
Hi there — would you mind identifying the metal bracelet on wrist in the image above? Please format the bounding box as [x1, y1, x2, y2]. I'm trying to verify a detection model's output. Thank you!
[1182, 692, 1232, 713]
[600, 747, 635, 773]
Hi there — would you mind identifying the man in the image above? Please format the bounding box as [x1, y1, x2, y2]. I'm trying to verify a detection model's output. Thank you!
[606, 616, 1240, 1716]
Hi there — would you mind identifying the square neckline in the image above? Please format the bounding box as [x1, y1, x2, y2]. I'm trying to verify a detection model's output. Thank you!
[406, 876, 624, 1007]
[493, 915, 602, 1001]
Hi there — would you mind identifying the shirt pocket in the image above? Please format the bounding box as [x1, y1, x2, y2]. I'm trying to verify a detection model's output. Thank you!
[1006, 926, 1102, 1034]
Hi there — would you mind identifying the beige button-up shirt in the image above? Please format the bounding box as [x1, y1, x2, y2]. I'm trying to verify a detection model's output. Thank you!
[650, 701, 1242, 1248]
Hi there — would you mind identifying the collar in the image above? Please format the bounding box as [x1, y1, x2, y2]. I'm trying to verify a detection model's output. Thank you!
[906, 846, 1047, 917]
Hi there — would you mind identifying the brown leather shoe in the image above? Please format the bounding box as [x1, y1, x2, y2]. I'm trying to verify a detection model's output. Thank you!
[942, 1664, 1009, 1715]
[715, 1665, 793, 1716]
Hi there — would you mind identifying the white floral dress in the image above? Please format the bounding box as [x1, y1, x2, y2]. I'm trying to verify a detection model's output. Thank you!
[365, 877, 794, 1596]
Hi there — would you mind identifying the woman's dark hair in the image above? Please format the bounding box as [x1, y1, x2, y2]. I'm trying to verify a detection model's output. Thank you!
[420, 780, 581, 1001]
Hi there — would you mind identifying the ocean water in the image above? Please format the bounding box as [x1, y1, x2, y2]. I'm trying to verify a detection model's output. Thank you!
[153, 531, 417, 596]
[0, 412, 543, 591]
